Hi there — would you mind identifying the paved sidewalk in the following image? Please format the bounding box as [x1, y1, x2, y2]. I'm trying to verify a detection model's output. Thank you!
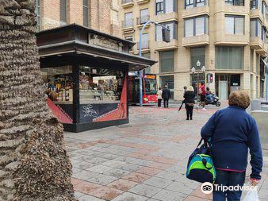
[65, 106, 268, 201]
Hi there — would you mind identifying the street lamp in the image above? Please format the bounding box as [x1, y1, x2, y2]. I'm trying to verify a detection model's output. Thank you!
[138, 20, 170, 107]
[191, 60, 206, 97]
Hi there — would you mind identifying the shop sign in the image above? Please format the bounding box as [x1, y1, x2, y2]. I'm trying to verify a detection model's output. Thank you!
[89, 34, 123, 51]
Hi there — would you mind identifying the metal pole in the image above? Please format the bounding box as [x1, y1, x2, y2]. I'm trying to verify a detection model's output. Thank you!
[266, 64, 268, 101]
[138, 20, 153, 106]
[138, 20, 169, 106]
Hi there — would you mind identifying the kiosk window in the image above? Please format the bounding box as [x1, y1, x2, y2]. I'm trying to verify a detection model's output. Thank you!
[79, 66, 125, 104]
[41, 66, 73, 103]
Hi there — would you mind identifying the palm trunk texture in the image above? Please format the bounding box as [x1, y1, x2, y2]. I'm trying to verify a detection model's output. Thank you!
[0, 0, 75, 200]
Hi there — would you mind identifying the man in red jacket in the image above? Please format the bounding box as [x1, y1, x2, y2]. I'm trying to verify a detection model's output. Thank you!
[199, 82, 206, 110]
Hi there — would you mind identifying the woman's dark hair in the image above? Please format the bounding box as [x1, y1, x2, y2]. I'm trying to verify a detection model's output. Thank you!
[229, 91, 250, 109]
[159, 87, 162, 90]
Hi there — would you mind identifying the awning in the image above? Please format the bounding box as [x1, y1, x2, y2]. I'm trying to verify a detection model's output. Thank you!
[36, 24, 157, 71]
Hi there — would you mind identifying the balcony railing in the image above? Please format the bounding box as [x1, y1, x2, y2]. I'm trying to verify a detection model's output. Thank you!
[122, 19, 134, 28]
[137, 40, 150, 50]
[137, 15, 150, 25]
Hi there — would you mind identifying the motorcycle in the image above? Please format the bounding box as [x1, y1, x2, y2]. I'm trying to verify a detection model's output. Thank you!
[205, 93, 221, 107]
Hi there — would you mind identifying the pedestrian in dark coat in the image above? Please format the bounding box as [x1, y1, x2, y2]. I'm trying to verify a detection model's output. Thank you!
[201, 90, 263, 201]
[162, 85, 171, 108]
[183, 86, 195, 120]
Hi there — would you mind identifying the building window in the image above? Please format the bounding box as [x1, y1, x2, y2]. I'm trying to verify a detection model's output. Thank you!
[160, 51, 174, 73]
[250, 0, 257, 9]
[225, 15, 244, 35]
[185, 0, 206, 9]
[216, 46, 244, 70]
[125, 36, 134, 51]
[250, 18, 262, 38]
[225, 0, 244, 6]
[156, 21, 178, 41]
[83, 0, 89, 27]
[156, 0, 177, 15]
[191, 47, 205, 70]
[138, 33, 149, 50]
[156, 0, 164, 15]
[184, 15, 208, 37]
[35, 0, 41, 31]
[60, 0, 67, 24]
[123, 12, 133, 28]
[139, 9, 149, 24]
[262, 1, 267, 15]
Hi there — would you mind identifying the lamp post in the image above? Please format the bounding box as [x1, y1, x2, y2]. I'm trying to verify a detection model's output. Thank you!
[191, 60, 206, 97]
[138, 20, 170, 106]
[266, 63, 268, 101]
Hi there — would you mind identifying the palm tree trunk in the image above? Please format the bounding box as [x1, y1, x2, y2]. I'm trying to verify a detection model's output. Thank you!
[0, 1, 75, 200]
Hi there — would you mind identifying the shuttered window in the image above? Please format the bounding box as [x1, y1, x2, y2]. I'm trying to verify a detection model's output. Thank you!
[160, 51, 174, 73]
[35, 0, 41, 31]
[216, 47, 244, 70]
[83, 0, 89, 27]
[60, 0, 67, 23]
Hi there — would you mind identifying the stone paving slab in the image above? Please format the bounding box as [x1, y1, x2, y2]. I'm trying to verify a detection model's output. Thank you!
[65, 105, 268, 201]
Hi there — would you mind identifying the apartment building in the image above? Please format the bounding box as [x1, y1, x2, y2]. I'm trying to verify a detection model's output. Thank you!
[35, 0, 121, 37]
[120, 0, 267, 100]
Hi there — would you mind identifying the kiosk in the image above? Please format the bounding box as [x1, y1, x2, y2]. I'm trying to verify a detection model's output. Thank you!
[37, 24, 155, 132]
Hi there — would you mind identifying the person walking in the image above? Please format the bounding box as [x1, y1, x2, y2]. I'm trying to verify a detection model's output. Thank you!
[199, 82, 206, 110]
[157, 87, 162, 108]
[162, 85, 171, 108]
[201, 91, 263, 201]
[183, 86, 195, 120]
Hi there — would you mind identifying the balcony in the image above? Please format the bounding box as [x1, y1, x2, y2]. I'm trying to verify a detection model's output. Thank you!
[256, 43, 267, 56]
[154, 12, 178, 23]
[182, 6, 209, 19]
[137, 0, 150, 5]
[122, 19, 134, 32]
[250, 37, 264, 49]
[137, 15, 150, 28]
[111, 1, 119, 11]
[121, 0, 134, 8]
[225, 2, 249, 14]
[182, 35, 209, 47]
[251, 37, 268, 56]
[250, 9, 264, 24]
[155, 39, 178, 51]
[137, 40, 150, 53]
[215, 34, 249, 45]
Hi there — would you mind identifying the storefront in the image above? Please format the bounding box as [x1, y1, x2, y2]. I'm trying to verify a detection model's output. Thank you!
[37, 24, 155, 132]
[215, 74, 241, 100]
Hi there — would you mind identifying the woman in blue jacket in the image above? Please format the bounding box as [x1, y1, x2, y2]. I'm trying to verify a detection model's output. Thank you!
[201, 91, 263, 201]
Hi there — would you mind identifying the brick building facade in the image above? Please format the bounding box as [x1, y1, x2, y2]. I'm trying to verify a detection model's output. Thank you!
[36, 0, 121, 37]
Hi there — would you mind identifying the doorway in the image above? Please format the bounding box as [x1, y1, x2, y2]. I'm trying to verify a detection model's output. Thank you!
[215, 74, 241, 100]
[219, 81, 228, 100]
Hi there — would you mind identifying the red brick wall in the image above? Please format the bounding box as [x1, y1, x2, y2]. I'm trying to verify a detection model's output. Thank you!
[40, 0, 121, 37]
[42, 0, 61, 30]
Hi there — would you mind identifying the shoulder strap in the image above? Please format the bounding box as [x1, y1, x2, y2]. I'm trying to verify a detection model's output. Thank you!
[197, 138, 203, 147]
